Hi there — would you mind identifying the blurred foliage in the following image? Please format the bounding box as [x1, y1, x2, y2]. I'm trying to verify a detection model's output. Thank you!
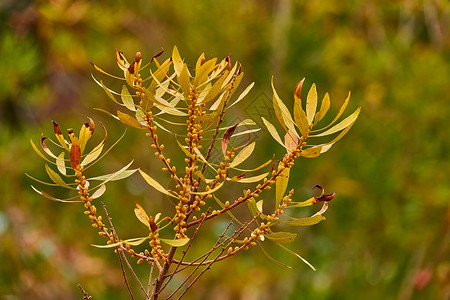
[0, 0, 449, 299]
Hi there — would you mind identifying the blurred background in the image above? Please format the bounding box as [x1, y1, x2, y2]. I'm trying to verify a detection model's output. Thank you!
[0, 0, 449, 299]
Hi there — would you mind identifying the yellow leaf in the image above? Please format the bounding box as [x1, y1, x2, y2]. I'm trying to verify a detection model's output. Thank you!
[139, 169, 178, 199]
[276, 164, 290, 207]
[117, 110, 144, 129]
[314, 92, 330, 125]
[306, 83, 318, 124]
[230, 142, 255, 168]
[312, 107, 361, 137]
[261, 117, 283, 146]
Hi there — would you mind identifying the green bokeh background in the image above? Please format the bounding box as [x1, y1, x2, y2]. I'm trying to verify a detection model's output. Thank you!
[1, 1, 448, 299]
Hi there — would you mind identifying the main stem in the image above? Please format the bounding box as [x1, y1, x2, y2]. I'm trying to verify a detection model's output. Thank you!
[151, 246, 177, 300]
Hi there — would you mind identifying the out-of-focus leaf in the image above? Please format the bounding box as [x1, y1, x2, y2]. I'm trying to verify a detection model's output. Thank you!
[70, 138, 81, 169]
[300, 146, 322, 158]
[45, 164, 73, 189]
[121, 85, 136, 111]
[282, 214, 325, 226]
[230, 172, 269, 183]
[276, 164, 290, 207]
[312, 107, 361, 137]
[257, 241, 292, 269]
[139, 169, 178, 199]
[247, 197, 259, 217]
[134, 203, 150, 227]
[222, 123, 238, 157]
[56, 152, 66, 175]
[160, 238, 190, 247]
[92, 184, 106, 199]
[277, 243, 316, 271]
[117, 110, 144, 129]
[314, 92, 330, 125]
[306, 83, 318, 124]
[230, 142, 255, 168]
[256, 199, 263, 213]
[264, 232, 297, 244]
[261, 117, 283, 146]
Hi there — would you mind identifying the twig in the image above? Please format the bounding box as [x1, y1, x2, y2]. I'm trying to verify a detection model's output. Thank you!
[147, 261, 155, 299]
[102, 202, 146, 299]
[77, 284, 92, 300]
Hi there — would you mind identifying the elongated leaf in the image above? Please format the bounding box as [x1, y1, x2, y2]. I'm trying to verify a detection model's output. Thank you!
[134, 203, 150, 227]
[194, 58, 217, 87]
[300, 146, 322, 158]
[94, 161, 134, 186]
[230, 172, 269, 183]
[121, 85, 136, 111]
[178, 63, 191, 98]
[314, 92, 351, 132]
[311, 107, 361, 137]
[284, 131, 298, 152]
[277, 243, 316, 271]
[314, 92, 330, 125]
[100, 80, 122, 105]
[227, 82, 255, 108]
[222, 123, 238, 157]
[256, 200, 263, 213]
[31, 185, 82, 203]
[172, 46, 183, 77]
[30, 139, 53, 163]
[276, 164, 290, 207]
[286, 197, 315, 208]
[232, 155, 274, 173]
[306, 84, 318, 124]
[230, 142, 255, 168]
[294, 96, 309, 137]
[247, 197, 259, 217]
[214, 196, 243, 225]
[56, 152, 66, 175]
[160, 237, 190, 247]
[70, 138, 81, 169]
[261, 117, 283, 146]
[190, 180, 225, 195]
[81, 144, 104, 167]
[117, 110, 144, 129]
[264, 232, 297, 244]
[139, 169, 178, 199]
[45, 164, 73, 189]
[282, 214, 325, 226]
[88, 169, 138, 182]
[176, 136, 194, 158]
[271, 78, 299, 137]
[92, 184, 106, 199]
[257, 241, 292, 269]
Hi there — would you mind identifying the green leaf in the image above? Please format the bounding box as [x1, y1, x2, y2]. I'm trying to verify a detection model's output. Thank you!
[121, 85, 136, 111]
[160, 237, 190, 247]
[88, 169, 138, 182]
[264, 232, 297, 244]
[314, 92, 330, 125]
[276, 164, 290, 207]
[300, 146, 323, 158]
[139, 169, 178, 199]
[261, 117, 283, 146]
[117, 110, 144, 129]
[229, 142, 255, 168]
[45, 164, 73, 189]
[247, 197, 259, 217]
[312, 107, 361, 137]
[282, 214, 325, 226]
[306, 83, 318, 124]
[257, 241, 292, 269]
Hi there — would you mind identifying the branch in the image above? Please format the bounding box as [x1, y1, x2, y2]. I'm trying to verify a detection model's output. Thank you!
[77, 284, 92, 300]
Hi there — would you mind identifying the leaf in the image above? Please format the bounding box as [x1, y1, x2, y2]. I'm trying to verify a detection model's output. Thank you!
[229, 142, 255, 168]
[30, 139, 53, 163]
[282, 214, 325, 226]
[44, 164, 73, 189]
[121, 85, 136, 111]
[230, 172, 269, 183]
[92, 184, 106, 199]
[178, 63, 191, 98]
[306, 84, 318, 124]
[277, 243, 316, 271]
[276, 164, 290, 207]
[284, 131, 298, 152]
[88, 169, 138, 181]
[314, 92, 330, 125]
[294, 97, 310, 137]
[117, 110, 144, 129]
[52, 121, 69, 150]
[99, 80, 122, 105]
[227, 82, 255, 108]
[247, 197, 259, 217]
[271, 77, 299, 137]
[257, 241, 292, 269]
[222, 123, 238, 157]
[81, 144, 105, 167]
[172, 46, 183, 77]
[193, 58, 217, 87]
[300, 146, 323, 158]
[314, 92, 351, 132]
[261, 117, 283, 146]
[311, 107, 361, 137]
[160, 238, 190, 247]
[56, 152, 66, 175]
[31, 185, 82, 203]
[139, 169, 177, 198]
[286, 197, 315, 208]
[91, 161, 135, 186]
[256, 200, 263, 213]
[214, 195, 243, 225]
[134, 203, 150, 227]
[264, 232, 297, 244]
[190, 180, 225, 195]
